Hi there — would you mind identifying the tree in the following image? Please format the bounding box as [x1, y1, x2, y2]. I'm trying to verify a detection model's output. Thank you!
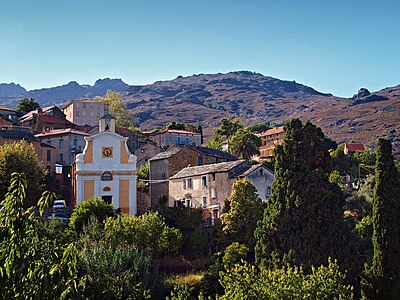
[363, 138, 400, 299]
[247, 123, 270, 134]
[95, 90, 137, 130]
[15, 97, 40, 113]
[0, 173, 84, 299]
[205, 118, 243, 149]
[221, 178, 264, 249]
[228, 128, 261, 159]
[70, 196, 116, 233]
[254, 119, 358, 274]
[0, 141, 47, 208]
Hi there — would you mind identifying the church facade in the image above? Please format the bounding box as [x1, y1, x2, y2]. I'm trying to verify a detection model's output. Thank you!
[73, 114, 137, 214]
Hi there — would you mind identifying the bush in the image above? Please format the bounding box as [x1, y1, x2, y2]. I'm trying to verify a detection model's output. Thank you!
[70, 197, 115, 233]
[104, 212, 183, 257]
[219, 258, 354, 300]
[78, 243, 161, 299]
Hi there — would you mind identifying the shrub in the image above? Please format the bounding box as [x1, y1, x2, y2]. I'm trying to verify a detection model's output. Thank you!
[70, 197, 115, 233]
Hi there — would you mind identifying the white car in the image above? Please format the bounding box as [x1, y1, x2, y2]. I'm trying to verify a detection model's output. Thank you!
[53, 199, 66, 209]
[47, 213, 70, 221]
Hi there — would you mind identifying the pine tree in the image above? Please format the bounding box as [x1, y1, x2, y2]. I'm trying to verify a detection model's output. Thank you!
[254, 119, 357, 274]
[365, 138, 400, 299]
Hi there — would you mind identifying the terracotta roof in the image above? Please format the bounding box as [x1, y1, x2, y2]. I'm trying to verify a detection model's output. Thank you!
[170, 160, 250, 179]
[261, 126, 284, 136]
[36, 115, 72, 124]
[147, 128, 201, 135]
[35, 128, 90, 138]
[345, 143, 365, 152]
[0, 105, 16, 112]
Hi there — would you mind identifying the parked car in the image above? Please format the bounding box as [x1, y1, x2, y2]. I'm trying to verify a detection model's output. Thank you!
[52, 199, 67, 209]
[47, 213, 70, 221]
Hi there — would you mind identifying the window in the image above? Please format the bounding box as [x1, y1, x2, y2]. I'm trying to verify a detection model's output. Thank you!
[212, 173, 216, 181]
[187, 178, 193, 189]
[82, 103, 86, 108]
[266, 187, 271, 198]
[211, 188, 216, 198]
[202, 176, 207, 187]
[73, 138, 78, 146]
[59, 139, 64, 149]
[46, 150, 51, 161]
[197, 156, 203, 165]
[183, 179, 186, 189]
[101, 171, 113, 181]
[59, 153, 63, 163]
[177, 136, 181, 144]
[161, 172, 166, 180]
[185, 199, 191, 208]
[174, 200, 182, 207]
[102, 195, 112, 204]
[186, 137, 190, 144]
[202, 196, 207, 208]
[47, 140, 51, 145]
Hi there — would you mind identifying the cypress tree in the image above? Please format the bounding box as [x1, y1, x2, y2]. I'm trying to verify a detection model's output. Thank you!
[365, 138, 400, 299]
[255, 119, 358, 274]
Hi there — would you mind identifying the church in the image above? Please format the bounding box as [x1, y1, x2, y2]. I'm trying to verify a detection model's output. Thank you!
[73, 114, 137, 214]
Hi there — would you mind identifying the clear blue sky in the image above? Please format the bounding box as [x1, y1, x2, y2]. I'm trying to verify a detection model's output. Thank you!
[0, 0, 399, 97]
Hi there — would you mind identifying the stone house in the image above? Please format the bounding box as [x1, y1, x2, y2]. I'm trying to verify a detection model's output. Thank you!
[149, 145, 237, 207]
[259, 126, 285, 161]
[145, 128, 202, 149]
[169, 160, 274, 224]
[343, 143, 365, 155]
[0, 105, 19, 124]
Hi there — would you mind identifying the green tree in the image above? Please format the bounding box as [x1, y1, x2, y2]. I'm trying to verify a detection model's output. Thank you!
[70, 196, 116, 233]
[255, 119, 358, 274]
[247, 123, 270, 134]
[221, 178, 264, 249]
[15, 97, 40, 113]
[228, 128, 261, 159]
[0, 173, 85, 299]
[138, 161, 150, 180]
[104, 211, 183, 257]
[95, 90, 137, 130]
[218, 259, 354, 300]
[0, 140, 47, 208]
[363, 138, 400, 299]
[205, 118, 243, 149]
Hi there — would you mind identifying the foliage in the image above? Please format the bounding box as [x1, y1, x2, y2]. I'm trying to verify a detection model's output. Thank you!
[330, 144, 358, 176]
[95, 90, 137, 130]
[104, 211, 183, 257]
[228, 128, 261, 159]
[329, 170, 346, 190]
[353, 150, 376, 168]
[255, 119, 358, 276]
[165, 121, 201, 134]
[0, 173, 85, 299]
[218, 258, 354, 300]
[38, 219, 76, 246]
[16, 97, 40, 113]
[138, 161, 150, 180]
[70, 196, 115, 233]
[345, 193, 371, 219]
[78, 243, 160, 299]
[362, 138, 400, 300]
[355, 215, 373, 237]
[247, 123, 270, 134]
[221, 178, 264, 249]
[205, 118, 243, 149]
[222, 242, 249, 267]
[0, 140, 47, 208]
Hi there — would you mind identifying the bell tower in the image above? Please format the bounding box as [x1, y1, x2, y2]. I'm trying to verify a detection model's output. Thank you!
[99, 113, 116, 133]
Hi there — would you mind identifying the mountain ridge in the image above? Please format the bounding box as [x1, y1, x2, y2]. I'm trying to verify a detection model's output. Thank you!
[0, 71, 398, 155]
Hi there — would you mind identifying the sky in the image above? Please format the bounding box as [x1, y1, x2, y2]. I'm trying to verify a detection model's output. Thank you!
[0, 0, 399, 97]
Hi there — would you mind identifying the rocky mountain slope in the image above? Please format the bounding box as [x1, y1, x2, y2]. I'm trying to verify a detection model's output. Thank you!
[0, 78, 129, 107]
[0, 71, 398, 154]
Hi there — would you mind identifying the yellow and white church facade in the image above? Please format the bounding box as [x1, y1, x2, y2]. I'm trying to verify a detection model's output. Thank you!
[74, 114, 137, 214]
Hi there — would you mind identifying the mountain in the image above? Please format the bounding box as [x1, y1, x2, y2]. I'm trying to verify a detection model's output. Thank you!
[0, 71, 399, 155]
[0, 78, 129, 107]
[119, 71, 399, 155]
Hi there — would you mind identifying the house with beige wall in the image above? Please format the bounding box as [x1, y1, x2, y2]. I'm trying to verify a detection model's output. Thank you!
[259, 126, 285, 161]
[63, 99, 108, 126]
[73, 114, 137, 214]
[169, 160, 274, 224]
[146, 128, 202, 149]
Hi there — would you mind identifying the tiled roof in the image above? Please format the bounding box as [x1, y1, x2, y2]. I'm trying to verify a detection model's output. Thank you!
[37, 115, 72, 124]
[239, 164, 274, 177]
[0, 105, 16, 112]
[149, 145, 181, 161]
[345, 143, 365, 152]
[170, 160, 249, 179]
[0, 130, 38, 141]
[147, 128, 201, 135]
[189, 145, 237, 160]
[35, 128, 90, 138]
[261, 126, 284, 136]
